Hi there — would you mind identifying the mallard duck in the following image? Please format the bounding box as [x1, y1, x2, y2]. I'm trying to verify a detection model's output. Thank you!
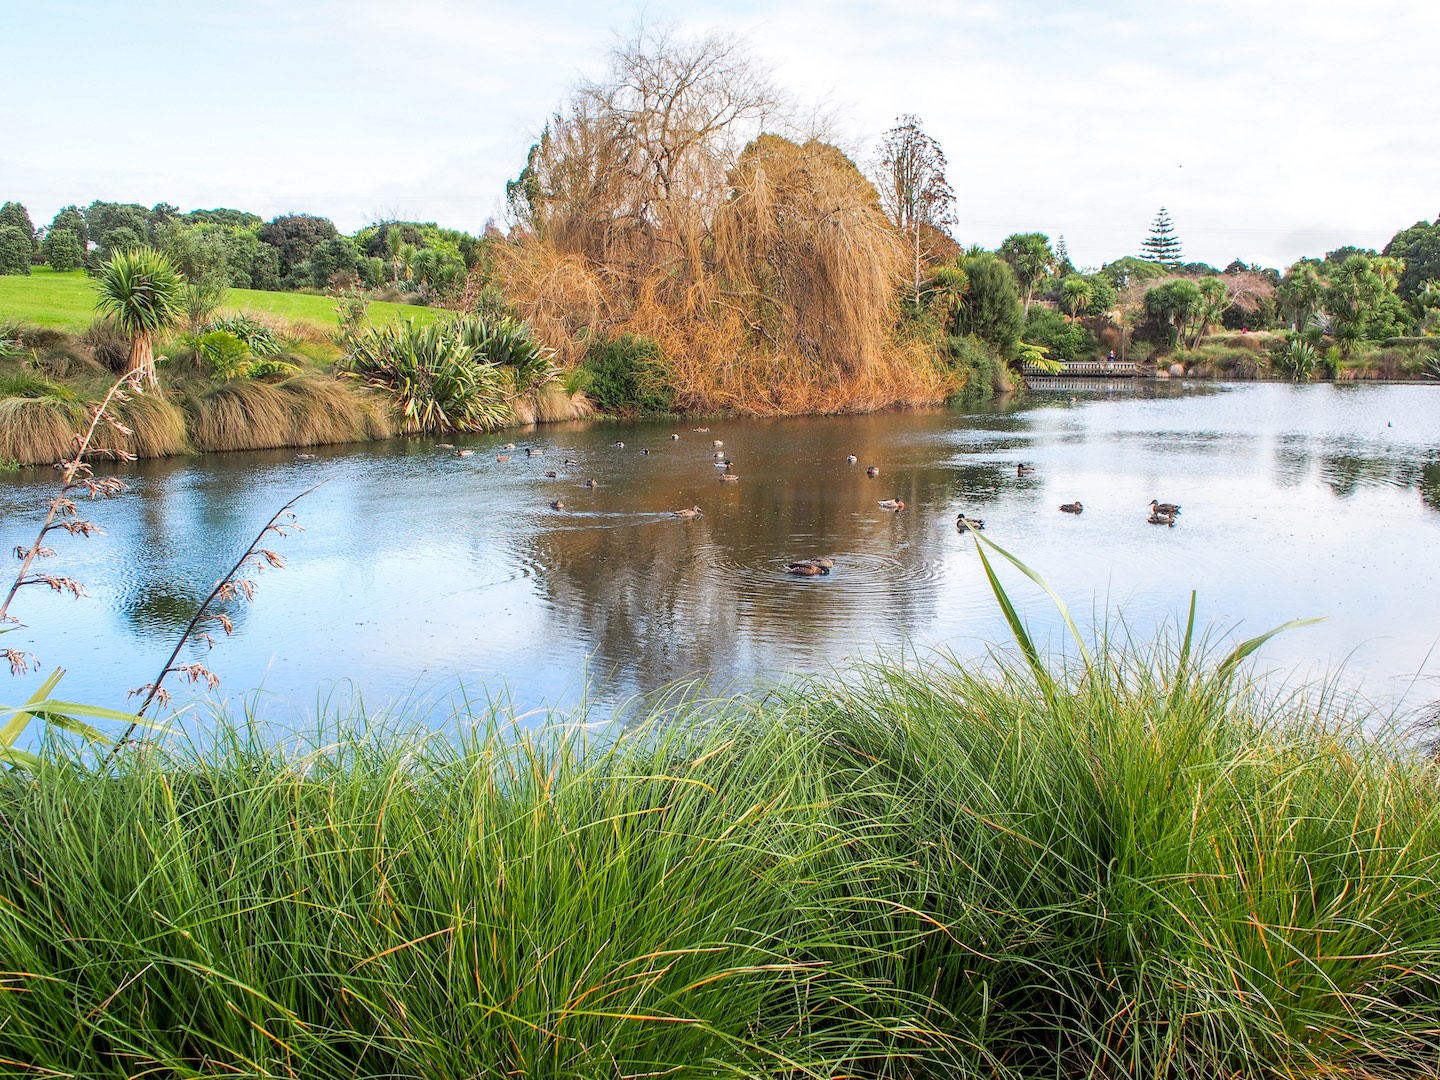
[846, 454, 858, 463]
[294, 453, 315, 461]
[956, 513, 985, 531]
[584, 478, 599, 488]
[526, 447, 542, 456]
[436, 443, 454, 449]
[693, 427, 710, 432]
[502, 442, 515, 450]
[640, 448, 650, 455]
[672, 505, 703, 518]
[712, 439, 724, 447]
[719, 473, 739, 482]
[866, 465, 880, 478]
[670, 433, 681, 440]
[613, 440, 625, 448]
[563, 458, 579, 466]
[786, 558, 834, 575]
[1059, 501, 1083, 514]
[545, 470, 558, 478]
[1147, 512, 1176, 527]
[456, 449, 474, 457]
[714, 450, 727, 459]
[1150, 499, 1181, 516]
[496, 455, 511, 462]
[878, 498, 905, 511]
[1017, 463, 1036, 476]
[550, 499, 565, 510]
[714, 459, 733, 468]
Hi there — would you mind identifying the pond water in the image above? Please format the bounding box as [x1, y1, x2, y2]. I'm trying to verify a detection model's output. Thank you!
[2, 381, 1438, 736]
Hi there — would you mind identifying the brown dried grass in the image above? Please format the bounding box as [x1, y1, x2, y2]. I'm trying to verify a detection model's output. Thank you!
[190, 376, 395, 452]
[498, 134, 953, 416]
[0, 390, 190, 465]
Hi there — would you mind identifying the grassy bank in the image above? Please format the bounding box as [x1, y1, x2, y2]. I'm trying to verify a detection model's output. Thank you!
[0, 267, 443, 335]
[3, 643, 1438, 1078]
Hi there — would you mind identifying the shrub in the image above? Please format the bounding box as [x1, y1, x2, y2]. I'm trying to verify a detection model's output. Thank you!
[0, 371, 76, 401]
[340, 319, 511, 433]
[244, 357, 303, 380]
[944, 334, 1008, 396]
[197, 330, 251, 380]
[1024, 306, 1097, 362]
[581, 333, 675, 415]
[203, 312, 283, 356]
[0, 225, 32, 275]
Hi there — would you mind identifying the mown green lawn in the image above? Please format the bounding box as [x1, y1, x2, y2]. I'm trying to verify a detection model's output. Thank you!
[0, 267, 443, 333]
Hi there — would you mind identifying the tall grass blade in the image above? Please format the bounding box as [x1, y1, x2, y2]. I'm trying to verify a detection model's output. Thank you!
[973, 540, 1050, 692]
[1216, 616, 1324, 683]
[967, 529, 1093, 669]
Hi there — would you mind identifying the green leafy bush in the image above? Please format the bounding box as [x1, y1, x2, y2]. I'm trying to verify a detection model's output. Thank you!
[340, 318, 511, 433]
[197, 330, 251, 380]
[581, 333, 674, 415]
[203, 313, 283, 356]
[244, 357, 303, 380]
[1023, 306, 1096, 362]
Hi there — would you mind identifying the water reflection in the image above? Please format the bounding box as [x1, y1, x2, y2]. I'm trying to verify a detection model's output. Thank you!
[0, 382, 1437, 729]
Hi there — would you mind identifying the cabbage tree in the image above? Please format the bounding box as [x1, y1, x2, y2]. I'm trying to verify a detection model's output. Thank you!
[94, 246, 185, 386]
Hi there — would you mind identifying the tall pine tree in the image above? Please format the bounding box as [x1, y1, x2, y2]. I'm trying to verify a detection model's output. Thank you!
[1141, 207, 1182, 265]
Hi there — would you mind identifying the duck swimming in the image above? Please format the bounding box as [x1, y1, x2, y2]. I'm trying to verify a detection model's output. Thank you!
[550, 499, 565, 510]
[1059, 501, 1083, 514]
[1017, 463, 1036, 476]
[1147, 512, 1176, 527]
[584, 478, 599, 488]
[956, 513, 985, 531]
[866, 465, 880, 478]
[1150, 499, 1181, 516]
[847, 455, 858, 463]
[878, 498, 905, 511]
[786, 557, 834, 575]
[671, 505, 703, 518]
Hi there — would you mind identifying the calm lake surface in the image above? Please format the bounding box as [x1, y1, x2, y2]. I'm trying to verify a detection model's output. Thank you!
[3, 380, 1438, 735]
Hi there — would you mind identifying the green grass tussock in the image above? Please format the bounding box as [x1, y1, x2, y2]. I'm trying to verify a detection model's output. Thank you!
[3, 641, 1440, 1077]
[188, 375, 392, 452]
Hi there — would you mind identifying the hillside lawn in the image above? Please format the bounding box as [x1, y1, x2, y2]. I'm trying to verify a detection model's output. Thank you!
[0, 267, 443, 334]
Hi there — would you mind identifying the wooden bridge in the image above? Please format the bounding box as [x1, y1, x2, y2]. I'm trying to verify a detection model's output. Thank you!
[1023, 359, 1139, 378]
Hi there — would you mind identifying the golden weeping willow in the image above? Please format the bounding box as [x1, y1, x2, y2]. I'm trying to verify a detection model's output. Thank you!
[497, 27, 956, 415]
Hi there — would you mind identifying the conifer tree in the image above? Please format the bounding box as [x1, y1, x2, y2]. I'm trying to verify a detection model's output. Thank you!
[1141, 207, 1182, 265]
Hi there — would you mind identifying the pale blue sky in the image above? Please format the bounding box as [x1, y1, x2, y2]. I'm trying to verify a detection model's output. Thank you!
[5, 0, 1436, 270]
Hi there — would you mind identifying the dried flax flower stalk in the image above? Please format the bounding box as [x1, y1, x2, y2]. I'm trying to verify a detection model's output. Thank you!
[0, 371, 143, 675]
[111, 482, 326, 753]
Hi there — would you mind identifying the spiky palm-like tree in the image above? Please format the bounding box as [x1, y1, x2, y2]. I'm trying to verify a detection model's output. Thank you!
[93, 246, 185, 387]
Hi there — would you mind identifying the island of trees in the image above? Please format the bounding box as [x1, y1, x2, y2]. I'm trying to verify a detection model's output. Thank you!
[2, 26, 1437, 464]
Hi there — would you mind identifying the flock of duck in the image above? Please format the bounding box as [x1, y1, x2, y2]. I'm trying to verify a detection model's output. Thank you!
[446, 437, 1183, 577]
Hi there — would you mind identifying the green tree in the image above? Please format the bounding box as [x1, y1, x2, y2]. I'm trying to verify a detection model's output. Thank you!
[923, 263, 969, 333]
[1278, 259, 1326, 332]
[875, 115, 956, 309]
[1059, 275, 1093, 321]
[0, 225, 32, 275]
[997, 232, 1054, 317]
[93, 246, 186, 386]
[953, 252, 1022, 359]
[258, 213, 339, 282]
[1144, 278, 1203, 347]
[1054, 234, 1075, 277]
[1384, 218, 1440, 305]
[83, 201, 148, 244]
[0, 226, 33, 275]
[48, 205, 89, 250]
[1194, 276, 1229, 346]
[1140, 207, 1182, 265]
[0, 202, 35, 257]
[41, 228, 85, 272]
